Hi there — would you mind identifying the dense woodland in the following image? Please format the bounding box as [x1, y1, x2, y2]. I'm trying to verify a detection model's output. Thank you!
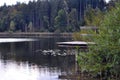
[0, 0, 107, 32]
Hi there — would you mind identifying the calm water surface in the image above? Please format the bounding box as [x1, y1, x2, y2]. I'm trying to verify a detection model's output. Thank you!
[0, 38, 75, 80]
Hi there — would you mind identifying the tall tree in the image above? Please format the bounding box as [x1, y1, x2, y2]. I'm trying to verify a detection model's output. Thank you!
[0, 0, 106, 32]
[9, 20, 15, 32]
[68, 8, 79, 32]
[84, 6, 104, 26]
[54, 9, 67, 32]
[43, 16, 49, 31]
[28, 21, 33, 32]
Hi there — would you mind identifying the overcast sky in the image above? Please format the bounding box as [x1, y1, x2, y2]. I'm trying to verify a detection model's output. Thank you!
[0, 0, 35, 6]
[0, 0, 110, 6]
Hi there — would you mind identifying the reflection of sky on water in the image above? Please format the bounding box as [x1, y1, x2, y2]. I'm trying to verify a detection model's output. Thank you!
[0, 60, 59, 80]
[0, 38, 36, 43]
[0, 37, 74, 80]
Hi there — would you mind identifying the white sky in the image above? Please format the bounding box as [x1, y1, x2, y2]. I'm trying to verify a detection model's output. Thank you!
[0, 0, 36, 6]
[0, 0, 110, 6]
[106, 0, 110, 3]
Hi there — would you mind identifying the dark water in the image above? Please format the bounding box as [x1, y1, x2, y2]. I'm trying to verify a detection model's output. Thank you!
[0, 37, 76, 80]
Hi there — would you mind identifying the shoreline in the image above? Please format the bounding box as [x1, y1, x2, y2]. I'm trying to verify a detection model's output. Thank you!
[0, 32, 73, 38]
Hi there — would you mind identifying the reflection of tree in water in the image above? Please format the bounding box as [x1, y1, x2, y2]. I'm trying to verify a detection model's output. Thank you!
[51, 55, 75, 75]
[0, 37, 76, 76]
[10, 43, 15, 55]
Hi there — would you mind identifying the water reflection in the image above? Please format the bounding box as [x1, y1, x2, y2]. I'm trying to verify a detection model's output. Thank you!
[0, 60, 59, 80]
[0, 37, 75, 80]
[0, 38, 35, 43]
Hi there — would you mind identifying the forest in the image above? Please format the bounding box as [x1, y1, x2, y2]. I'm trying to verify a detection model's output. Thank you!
[0, 0, 106, 32]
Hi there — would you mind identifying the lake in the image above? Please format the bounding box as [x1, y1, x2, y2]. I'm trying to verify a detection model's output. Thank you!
[0, 37, 76, 80]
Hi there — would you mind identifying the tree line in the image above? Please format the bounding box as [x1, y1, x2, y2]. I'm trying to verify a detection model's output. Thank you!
[0, 0, 106, 32]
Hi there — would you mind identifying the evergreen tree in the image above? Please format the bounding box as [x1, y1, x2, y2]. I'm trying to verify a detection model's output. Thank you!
[28, 21, 33, 32]
[68, 8, 79, 32]
[9, 20, 15, 32]
[0, 0, 106, 32]
[54, 9, 67, 32]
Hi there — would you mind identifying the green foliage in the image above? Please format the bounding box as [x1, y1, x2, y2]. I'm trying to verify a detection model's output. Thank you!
[0, 0, 106, 32]
[54, 9, 67, 32]
[78, 4, 120, 79]
[84, 6, 104, 27]
[73, 32, 82, 41]
[9, 20, 15, 32]
[68, 8, 79, 32]
[43, 16, 49, 32]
